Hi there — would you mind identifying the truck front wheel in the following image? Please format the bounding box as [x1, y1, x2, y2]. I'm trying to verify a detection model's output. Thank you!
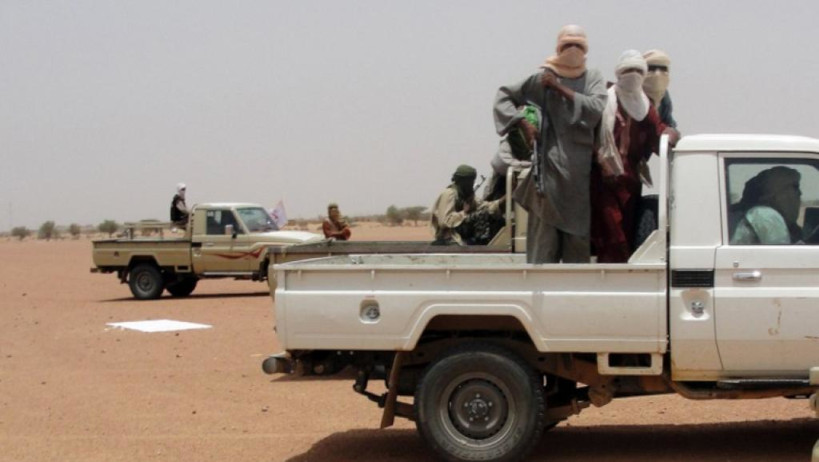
[128, 264, 164, 300]
[415, 343, 546, 462]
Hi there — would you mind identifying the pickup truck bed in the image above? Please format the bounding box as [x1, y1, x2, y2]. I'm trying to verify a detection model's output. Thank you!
[275, 253, 666, 355]
[93, 238, 190, 271]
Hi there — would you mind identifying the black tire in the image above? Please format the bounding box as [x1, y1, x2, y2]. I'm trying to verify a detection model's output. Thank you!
[415, 343, 546, 462]
[165, 277, 198, 297]
[633, 194, 659, 250]
[128, 263, 164, 300]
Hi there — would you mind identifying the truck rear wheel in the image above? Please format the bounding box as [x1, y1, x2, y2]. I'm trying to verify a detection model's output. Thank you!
[128, 263, 164, 300]
[415, 343, 546, 462]
[166, 277, 198, 297]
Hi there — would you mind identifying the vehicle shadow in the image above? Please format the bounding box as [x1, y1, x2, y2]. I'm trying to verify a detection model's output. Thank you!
[286, 418, 819, 462]
[101, 291, 270, 302]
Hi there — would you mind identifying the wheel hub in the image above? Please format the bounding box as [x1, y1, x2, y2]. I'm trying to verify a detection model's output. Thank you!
[137, 273, 153, 291]
[448, 379, 508, 439]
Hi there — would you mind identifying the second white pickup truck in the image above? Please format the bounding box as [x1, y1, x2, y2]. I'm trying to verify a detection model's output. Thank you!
[264, 134, 819, 462]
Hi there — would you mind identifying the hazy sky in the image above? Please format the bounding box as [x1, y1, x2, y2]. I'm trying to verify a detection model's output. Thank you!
[3, 0, 819, 229]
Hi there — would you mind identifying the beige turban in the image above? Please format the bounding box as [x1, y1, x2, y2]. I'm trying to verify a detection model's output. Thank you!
[643, 49, 671, 67]
[542, 25, 588, 79]
[642, 49, 671, 106]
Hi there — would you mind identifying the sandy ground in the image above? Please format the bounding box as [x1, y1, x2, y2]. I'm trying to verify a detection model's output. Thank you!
[1, 229, 818, 461]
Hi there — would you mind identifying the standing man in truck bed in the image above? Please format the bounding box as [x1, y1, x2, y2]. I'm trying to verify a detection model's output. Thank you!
[494, 24, 607, 263]
[591, 50, 678, 263]
[170, 183, 189, 227]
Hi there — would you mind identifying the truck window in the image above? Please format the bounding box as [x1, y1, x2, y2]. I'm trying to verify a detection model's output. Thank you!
[725, 158, 819, 245]
[236, 207, 279, 232]
[205, 210, 244, 235]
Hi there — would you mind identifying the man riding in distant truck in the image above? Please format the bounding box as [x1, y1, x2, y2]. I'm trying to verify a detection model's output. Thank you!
[170, 183, 189, 227]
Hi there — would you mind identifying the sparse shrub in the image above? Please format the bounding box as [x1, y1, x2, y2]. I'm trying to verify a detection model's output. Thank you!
[402, 206, 427, 226]
[386, 205, 403, 226]
[68, 223, 82, 239]
[38, 221, 58, 240]
[98, 220, 119, 237]
[11, 226, 30, 241]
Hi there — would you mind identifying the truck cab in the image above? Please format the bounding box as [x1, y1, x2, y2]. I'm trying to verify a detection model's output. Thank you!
[186, 203, 321, 274]
[670, 134, 819, 380]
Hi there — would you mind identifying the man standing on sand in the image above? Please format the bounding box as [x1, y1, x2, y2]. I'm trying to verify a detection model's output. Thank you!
[494, 24, 607, 263]
[322, 203, 351, 240]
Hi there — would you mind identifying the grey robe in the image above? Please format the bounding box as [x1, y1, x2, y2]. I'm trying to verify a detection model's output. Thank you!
[494, 69, 607, 239]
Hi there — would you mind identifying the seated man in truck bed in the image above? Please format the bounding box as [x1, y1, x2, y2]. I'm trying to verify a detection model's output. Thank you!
[432, 164, 503, 245]
[322, 203, 351, 241]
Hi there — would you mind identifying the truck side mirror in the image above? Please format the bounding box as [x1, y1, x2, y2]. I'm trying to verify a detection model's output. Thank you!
[225, 224, 237, 239]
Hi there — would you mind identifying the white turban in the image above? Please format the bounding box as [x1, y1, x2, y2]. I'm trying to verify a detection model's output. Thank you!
[615, 49, 647, 76]
[614, 50, 649, 121]
[176, 183, 186, 195]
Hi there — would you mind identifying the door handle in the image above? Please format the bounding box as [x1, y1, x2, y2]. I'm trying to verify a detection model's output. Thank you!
[204, 242, 215, 247]
[733, 270, 762, 281]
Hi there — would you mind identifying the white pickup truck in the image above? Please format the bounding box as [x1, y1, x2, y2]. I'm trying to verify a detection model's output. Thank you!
[263, 134, 819, 462]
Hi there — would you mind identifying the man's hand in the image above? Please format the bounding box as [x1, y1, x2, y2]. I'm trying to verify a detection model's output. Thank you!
[663, 127, 681, 146]
[541, 70, 559, 89]
[519, 119, 537, 146]
[542, 70, 575, 100]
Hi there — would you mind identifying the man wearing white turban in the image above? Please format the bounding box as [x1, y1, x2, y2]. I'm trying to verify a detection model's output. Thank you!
[590, 50, 678, 263]
[170, 183, 189, 227]
[494, 25, 607, 263]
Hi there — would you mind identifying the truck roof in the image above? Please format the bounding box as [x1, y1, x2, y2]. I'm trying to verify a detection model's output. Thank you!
[194, 202, 263, 209]
[675, 134, 819, 153]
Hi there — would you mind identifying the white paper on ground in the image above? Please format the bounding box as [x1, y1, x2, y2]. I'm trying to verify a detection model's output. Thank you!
[107, 319, 212, 333]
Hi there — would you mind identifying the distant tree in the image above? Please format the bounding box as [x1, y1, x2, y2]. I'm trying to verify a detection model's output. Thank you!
[38, 221, 58, 240]
[98, 220, 119, 237]
[402, 206, 427, 226]
[68, 223, 82, 239]
[386, 205, 404, 226]
[11, 226, 30, 241]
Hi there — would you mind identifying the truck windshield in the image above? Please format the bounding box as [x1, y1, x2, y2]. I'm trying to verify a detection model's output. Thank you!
[236, 207, 280, 233]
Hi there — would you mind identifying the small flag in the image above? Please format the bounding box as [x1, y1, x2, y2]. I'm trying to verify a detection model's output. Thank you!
[269, 200, 288, 228]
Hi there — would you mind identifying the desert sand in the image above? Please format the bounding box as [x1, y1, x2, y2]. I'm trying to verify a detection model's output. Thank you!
[1, 226, 817, 461]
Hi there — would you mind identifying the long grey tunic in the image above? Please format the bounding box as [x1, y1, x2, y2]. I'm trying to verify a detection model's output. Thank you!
[494, 69, 607, 237]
